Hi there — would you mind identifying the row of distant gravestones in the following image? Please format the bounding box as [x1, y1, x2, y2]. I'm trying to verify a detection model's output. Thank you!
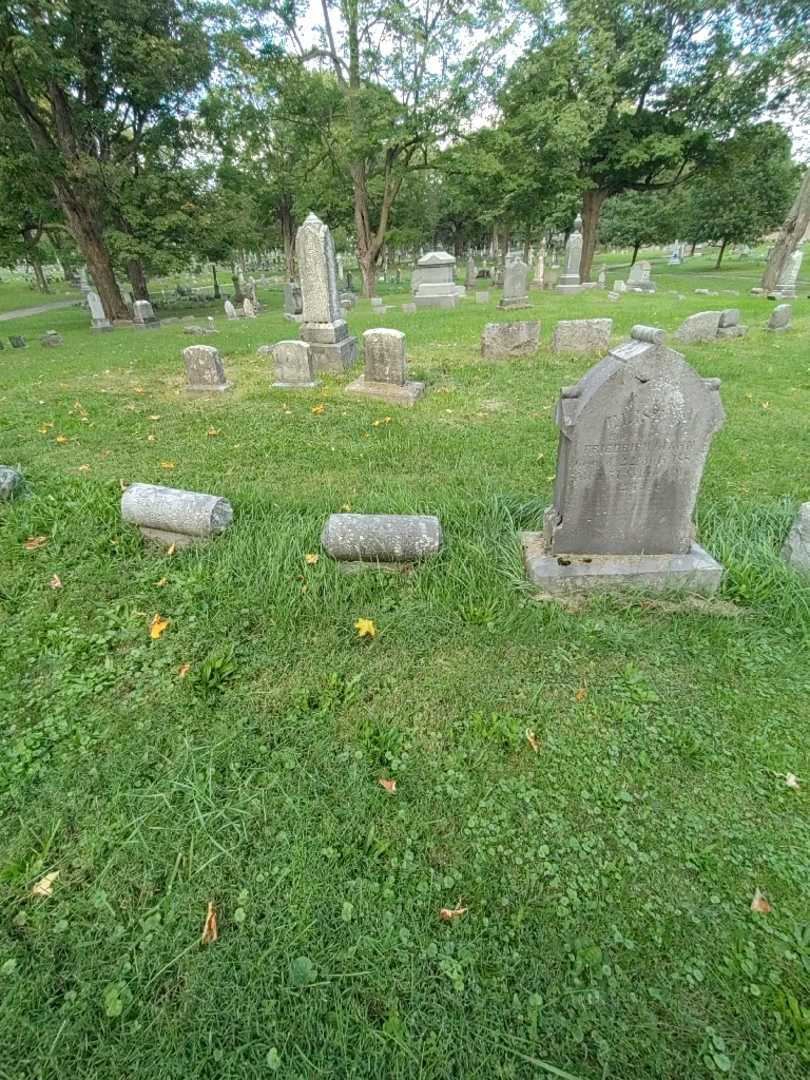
[3, 321, 807, 593]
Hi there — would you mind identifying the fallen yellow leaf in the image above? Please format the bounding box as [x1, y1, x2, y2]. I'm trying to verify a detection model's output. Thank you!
[155, 577, 168, 588]
[32, 870, 59, 898]
[148, 415, 161, 421]
[751, 887, 772, 914]
[378, 778, 397, 794]
[149, 614, 170, 640]
[311, 403, 326, 415]
[49, 574, 63, 590]
[166, 543, 177, 557]
[439, 904, 468, 922]
[178, 663, 191, 678]
[160, 461, 176, 471]
[785, 773, 800, 789]
[340, 503, 352, 512]
[24, 536, 48, 551]
[147, 434, 157, 443]
[304, 553, 319, 565]
[207, 427, 221, 437]
[575, 687, 588, 703]
[354, 618, 376, 639]
[55, 435, 69, 445]
[201, 901, 218, 945]
[78, 464, 91, 472]
[525, 729, 540, 753]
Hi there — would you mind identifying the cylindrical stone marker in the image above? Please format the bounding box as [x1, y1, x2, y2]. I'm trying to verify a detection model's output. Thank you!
[630, 325, 666, 344]
[321, 513, 442, 563]
[121, 484, 233, 537]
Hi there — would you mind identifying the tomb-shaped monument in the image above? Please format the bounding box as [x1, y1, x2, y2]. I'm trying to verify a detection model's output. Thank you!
[556, 215, 583, 294]
[412, 251, 460, 307]
[521, 327, 726, 594]
[296, 212, 357, 372]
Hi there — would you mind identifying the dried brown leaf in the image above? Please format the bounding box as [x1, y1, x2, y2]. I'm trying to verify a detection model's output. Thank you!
[201, 901, 218, 944]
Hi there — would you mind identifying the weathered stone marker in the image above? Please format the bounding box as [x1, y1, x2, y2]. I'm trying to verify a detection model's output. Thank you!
[224, 300, 238, 320]
[782, 503, 810, 574]
[87, 291, 111, 332]
[475, 290, 490, 304]
[269, 341, 320, 388]
[521, 326, 726, 594]
[283, 281, 303, 316]
[556, 215, 583, 294]
[183, 344, 232, 393]
[552, 318, 612, 354]
[243, 298, 256, 318]
[481, 321, 540, 360]
[626, 260, 655, 293]
[9, 336, 26, 348]
[122, 483, 233, 549]
[766, 304, 791, 332]
[41, 330, 63, 347]
[346, 329, 424, 406]
[321, 513, 442, 570]
[716, 308, 747, 339]
[772, 250, 803, 299]
[675, 311, 722, 343]
[0, 466, 23, 500]
[401, 302, 417, 314]
[133, 299, 160, 329]
[499, 257, 531, 309]
[297, 212, 358, 372]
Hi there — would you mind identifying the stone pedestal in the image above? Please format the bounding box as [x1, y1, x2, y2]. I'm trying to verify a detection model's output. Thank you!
[300, 321, 357, 373]
[296, 212, 358, 372]
[521, 534, 724, 595]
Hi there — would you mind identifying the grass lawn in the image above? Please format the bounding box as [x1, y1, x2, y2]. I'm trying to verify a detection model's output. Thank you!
[1, 251, 809, 1079]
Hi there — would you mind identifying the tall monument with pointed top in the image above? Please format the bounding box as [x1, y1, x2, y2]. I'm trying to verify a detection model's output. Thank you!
[296, 212, 357, 372]
[556, 214, 584, 294]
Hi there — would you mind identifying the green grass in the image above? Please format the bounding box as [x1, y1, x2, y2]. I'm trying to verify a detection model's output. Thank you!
[1, 251, 809, 1079]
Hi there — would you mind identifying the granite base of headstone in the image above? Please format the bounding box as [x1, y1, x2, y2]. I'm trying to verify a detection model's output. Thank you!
[0, 466, 23, 500]
[122, 483, 233, 549]
[269, 341, 320, 388]
[552, 319, 612, 354]
[675, 311, 722, 343]
[766, 304, 791, 332]
[321, 513, 442, 572]
[413, 283, 457, 309]
[782, 503, 810, 574]
[481, 321, 540, 360]
[183, 344, 232, 393]
[346, 328, 424, 406]
[521, 326, 725, 596]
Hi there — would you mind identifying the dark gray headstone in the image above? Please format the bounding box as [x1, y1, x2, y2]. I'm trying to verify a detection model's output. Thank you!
[9, 336, 26, 348]
[543, 335, 725, 556]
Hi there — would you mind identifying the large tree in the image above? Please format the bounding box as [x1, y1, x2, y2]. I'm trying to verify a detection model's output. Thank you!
[255, 0, 506, 295]
[0, 0, 210, 318]
[503, 0, 807, 281]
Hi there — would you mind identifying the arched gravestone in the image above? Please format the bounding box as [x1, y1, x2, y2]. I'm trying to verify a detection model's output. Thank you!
[522, 327, 726, 594]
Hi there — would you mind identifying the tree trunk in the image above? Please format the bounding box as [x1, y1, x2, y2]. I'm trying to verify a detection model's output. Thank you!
[631, 240, 641, 265]
[579, 189, 608, 282]
[715, 238, 728, 269]
[126, 257, 149, 301]
[22, 226, 49, 292]
[211, 264, 220, 299]
[761, 166, 810, 293]
[279, 197, 296, 279]
[353, 168, 382, 298]
[690, 240, 697, 256]
[58, 191, 128, 318]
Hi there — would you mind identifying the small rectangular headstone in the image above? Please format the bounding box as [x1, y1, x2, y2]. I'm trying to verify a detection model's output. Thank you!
[481, 321, 540, 360]
[675, 311, 722, 343]
[346, 329, 424, 405]
[475, 290, 490, 304]
[766, 304, 791, 332]
[269, 341, 319, 388]
[183, 344, 232, 393]
[552, 319, 612, 354]
[224, 300, 238, 320]
[133, 299, 159, 328]
[9, 336, 26, 348]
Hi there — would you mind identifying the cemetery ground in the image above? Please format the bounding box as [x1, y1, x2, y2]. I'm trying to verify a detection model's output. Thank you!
[1, 257, 809, 1079]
